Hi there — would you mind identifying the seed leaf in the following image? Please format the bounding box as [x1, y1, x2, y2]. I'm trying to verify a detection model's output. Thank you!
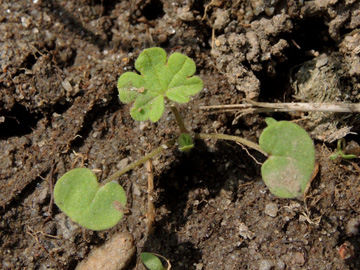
[141, 253, 166, 270]
[259, 118, 315, 198]
[118, 47, 203, 122]
[54, 168, 127, 231]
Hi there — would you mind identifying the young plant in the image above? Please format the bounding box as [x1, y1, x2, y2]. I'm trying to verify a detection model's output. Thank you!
[54, 47, 316, 232]
[330, 138, 358, 160]
[141, 252, 170, 270]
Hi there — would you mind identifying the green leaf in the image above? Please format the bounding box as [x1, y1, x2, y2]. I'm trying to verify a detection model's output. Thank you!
[130, 93, 165, 122]
[54, 168, 127, 231]
[264, 117, 277, 126]
[117, 72, 145, 103]
[117, 47, 203, 122]
[259, 118, 315, 198]
[178, 133, 194, 152]
[141, 253, 166, 270]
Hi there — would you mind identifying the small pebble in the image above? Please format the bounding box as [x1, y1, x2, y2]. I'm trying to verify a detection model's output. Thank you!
[195, 263, 204, 270]
[346, 216, 360, 236]
[61, 80, 72, 92]
[132, 183, 141, 196]
[117, 158, 129, 170]
[276, 259, 286, 269]
[291, 252, 305, 265]
[139, 121, 149, 131]
[265, 202, 278, 217]
[315, 55, 328, 68]
[258, 259, 274, 270]
[238, 222, 255, 239]
[345, 140, 360, 156]
[158, 33, 167, 43]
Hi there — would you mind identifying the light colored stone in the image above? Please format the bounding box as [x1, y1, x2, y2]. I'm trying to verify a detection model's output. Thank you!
[258, 259, 274, 270]
[76, 232, 135, 270]
[265, 202, 278, 217]
[346, 216, 360, 236]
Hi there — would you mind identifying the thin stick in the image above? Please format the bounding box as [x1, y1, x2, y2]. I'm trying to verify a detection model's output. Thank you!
[146, 160, 155, 236]
[102, 141, 174, 185]
[200, 100, 360, 113]
[196, 133, 267, 156]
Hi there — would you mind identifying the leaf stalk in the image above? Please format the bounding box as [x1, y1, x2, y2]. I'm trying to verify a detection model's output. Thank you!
[169, 103, 188, 134]
[196, 133, 267, 156]
[102, 140, 175, 185]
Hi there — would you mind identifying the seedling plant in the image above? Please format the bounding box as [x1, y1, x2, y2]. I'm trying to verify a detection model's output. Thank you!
[141, 252, 171, 270]
[330, 138, 358, 160]
[54, 47, 316, 232]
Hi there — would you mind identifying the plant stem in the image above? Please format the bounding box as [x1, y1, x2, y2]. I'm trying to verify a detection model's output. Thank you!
[196, 133, 267, 156]
[102, 131, 266, 185]
[102, 140, 175, 185]
[330, 138, 358, 160]
[169, 104, 188, 134]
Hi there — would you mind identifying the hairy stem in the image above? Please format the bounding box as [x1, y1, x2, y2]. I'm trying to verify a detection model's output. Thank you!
[102, 131, 266, 185]
[102, 140, 175, 185]
[196, 133, 267, 156]
[169, 104, 188, 134]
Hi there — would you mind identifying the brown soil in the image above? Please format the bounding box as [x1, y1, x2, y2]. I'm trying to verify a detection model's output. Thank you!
[1, 0, 360, 269]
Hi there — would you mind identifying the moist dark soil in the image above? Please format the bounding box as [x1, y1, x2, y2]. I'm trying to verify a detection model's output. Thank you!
[1, 1, 360, 269]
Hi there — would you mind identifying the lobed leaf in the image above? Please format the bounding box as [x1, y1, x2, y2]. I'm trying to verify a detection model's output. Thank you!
[130, 94, 165, 122]
[117, 47, 203, 122]
[259, 118, 315, 198]
[135, 47, 167, 74]
[54, 168, 127, 231]
[118, 72, 145, 103]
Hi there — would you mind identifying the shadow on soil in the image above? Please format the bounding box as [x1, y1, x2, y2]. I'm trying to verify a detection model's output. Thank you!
[139, 139, 261, 268]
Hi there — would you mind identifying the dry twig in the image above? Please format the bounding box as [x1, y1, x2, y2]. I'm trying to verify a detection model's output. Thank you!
[200, 99, 360, 114]
[146, 160, 155, 236]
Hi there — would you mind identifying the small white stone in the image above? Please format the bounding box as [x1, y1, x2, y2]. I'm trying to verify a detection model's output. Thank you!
[265, 202, 278, 217]
[139, 121, 149, 131]
[61, 80, 72, 92]
[346, 216, 360, 236]
[258, 259, 274, 270]
[117, 158, 129, 169]
[238, 222, 255, 239]
[132, 183, 141, 196]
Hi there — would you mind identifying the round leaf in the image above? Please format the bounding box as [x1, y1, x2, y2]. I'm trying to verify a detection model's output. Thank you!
[141, 253, 166, 270]
[54, 168, 127, 231]
[259, 119, 315, 198]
